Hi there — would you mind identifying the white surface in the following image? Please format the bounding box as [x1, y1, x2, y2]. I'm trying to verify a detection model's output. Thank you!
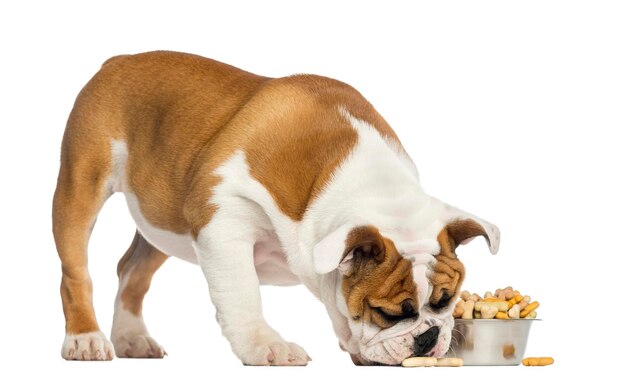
[1, 0, 625, 379]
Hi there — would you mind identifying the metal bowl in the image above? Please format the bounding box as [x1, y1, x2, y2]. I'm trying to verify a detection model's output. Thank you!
[446, 319, 539, 366]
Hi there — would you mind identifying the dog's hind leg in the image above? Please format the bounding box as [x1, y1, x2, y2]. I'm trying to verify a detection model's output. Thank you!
[111, 231, 168, 358]
[53, 98, 118, 360]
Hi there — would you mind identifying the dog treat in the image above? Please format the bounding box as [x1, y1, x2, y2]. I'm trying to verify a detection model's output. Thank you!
[520, 301, 539, 318]
[435, 358, 463, 367]
[453, 299, 465, 318]
[475, 301, 508, 312]
[454, 288, 540, 319]
[495, 311, 509, 319]
[525, 310, 537, 319]
[503, 289, 515, 300]
[508, 295, 523, 309]
[522, 357, 554, 366]
[480, 305, 498, 319]
[483, 297, 501, 302]
[517, 296, 531, 311]
[508, 304, 521, 319]
[493, 286, 515, 301]
[402, 357, 438, 367]
[502, 344, 516, 359]
[462, 300, 475, 319]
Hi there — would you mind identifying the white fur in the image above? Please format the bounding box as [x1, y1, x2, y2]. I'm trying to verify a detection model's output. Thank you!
[313, 223, 355, 274]
[110, 140, 128, 193]
[192, 151, 309, 365]
[112, 307, 147, 342]
[125, 192, 198, 263]
[254, 233, 301, 285]
[110, 273, 165, 358]
[110, 309, 165, 358]
[61, 331, 114, 360]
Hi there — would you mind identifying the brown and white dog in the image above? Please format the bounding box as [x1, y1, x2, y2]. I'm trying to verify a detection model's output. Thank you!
[53, 51, 500, 365]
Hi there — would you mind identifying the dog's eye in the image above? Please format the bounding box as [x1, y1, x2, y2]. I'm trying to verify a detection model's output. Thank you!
[430, 290, 453, 309]
[371, 299, 419, 326]
[371, 307, 407, 323]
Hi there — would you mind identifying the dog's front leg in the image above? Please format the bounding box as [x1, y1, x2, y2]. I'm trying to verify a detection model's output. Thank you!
[193, 218, 310, 366]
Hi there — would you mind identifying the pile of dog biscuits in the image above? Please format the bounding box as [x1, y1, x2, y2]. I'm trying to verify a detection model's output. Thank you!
[453, 287, 539, 319]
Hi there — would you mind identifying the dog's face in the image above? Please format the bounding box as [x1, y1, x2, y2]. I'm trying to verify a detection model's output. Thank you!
[313, 205, 500, 365]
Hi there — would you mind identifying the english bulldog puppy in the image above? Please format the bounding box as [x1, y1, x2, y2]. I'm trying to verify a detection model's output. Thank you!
[53, 51, 499, 365]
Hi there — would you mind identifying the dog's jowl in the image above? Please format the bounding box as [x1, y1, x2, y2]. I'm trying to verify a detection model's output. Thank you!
[53, 51, 500, 365]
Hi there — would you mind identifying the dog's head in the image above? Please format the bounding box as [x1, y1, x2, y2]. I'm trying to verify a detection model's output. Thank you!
[313, 202, 499, 365]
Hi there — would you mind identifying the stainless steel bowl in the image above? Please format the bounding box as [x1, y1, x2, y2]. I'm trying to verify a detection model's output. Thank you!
[446, 319, 539, 366]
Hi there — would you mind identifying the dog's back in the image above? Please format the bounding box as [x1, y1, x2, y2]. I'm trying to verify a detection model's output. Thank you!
[61, 51, 401, 234]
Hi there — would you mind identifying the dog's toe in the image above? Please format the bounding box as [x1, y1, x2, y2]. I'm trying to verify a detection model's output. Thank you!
[243, 341, 310, 366]
[113, 334, 165, 358]
[286, 342, 310, 365]
[61, 331, 114, 361]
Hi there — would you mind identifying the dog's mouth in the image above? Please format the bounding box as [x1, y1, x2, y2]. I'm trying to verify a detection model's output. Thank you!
[352, 334, 415, 365]
[350, 353, 365, 366]
[350, 325, 451, 366]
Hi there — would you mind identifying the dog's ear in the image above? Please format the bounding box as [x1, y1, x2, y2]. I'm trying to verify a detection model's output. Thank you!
[313, 225, 385, 275]
[442, 203, 500, 254]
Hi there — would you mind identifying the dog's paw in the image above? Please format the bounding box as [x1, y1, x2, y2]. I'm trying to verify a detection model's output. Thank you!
[61, 331, 114, 361]
[112, 334, 166, 358]
[241, 341, 311, 366]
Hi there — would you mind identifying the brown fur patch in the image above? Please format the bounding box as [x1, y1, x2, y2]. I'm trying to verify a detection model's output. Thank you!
[430, 229, 466, 309]
[429, 220, 488, 308]
[117, 232, 168, 315]
[53, 105, 116, 333]
[341, 226, 418, 329]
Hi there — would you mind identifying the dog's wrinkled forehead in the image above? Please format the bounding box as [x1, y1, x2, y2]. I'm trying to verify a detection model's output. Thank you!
[340, 226, 419, 329]
[408, 219, 493, 311]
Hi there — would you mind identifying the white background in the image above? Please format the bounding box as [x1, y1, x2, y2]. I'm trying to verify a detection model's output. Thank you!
[1, 1, 625, 379]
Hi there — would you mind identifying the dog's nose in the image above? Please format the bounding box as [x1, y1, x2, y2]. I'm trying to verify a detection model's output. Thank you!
[414, 326, 440, 356]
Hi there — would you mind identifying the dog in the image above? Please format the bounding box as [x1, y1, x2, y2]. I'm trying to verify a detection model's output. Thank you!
[53, 51, 499, 365]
